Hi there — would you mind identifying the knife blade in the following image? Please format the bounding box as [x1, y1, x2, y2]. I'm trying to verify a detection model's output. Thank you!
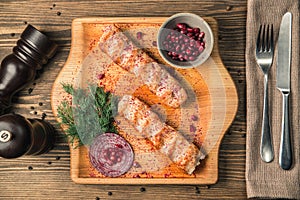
[276, 12, 293, 170]
[277, 12, 292, 91]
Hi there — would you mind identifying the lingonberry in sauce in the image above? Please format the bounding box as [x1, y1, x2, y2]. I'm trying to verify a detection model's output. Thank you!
[191, 115, 198, 121]
[163, 23, 206, 62]
[152, 41, 157, 46]
[190, 124, 196, 132]
[136, 32, 143, 40]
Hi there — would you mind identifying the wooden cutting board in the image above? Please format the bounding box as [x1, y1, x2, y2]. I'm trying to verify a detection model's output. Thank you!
[51, 17, 238, 184]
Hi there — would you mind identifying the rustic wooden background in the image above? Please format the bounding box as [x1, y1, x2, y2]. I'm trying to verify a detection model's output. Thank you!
[0, 0, 247, 199]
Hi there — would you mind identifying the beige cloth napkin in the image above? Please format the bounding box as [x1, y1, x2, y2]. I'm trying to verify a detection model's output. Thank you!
[246, 0, 300, 199]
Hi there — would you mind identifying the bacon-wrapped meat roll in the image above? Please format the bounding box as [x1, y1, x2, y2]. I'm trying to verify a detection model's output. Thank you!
[118, 95, 205, 174]
[99, 25, 187, 108]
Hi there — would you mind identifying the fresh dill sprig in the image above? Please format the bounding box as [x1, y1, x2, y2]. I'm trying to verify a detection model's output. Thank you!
[62, 83, 74, 95]
[57, 83, 118, 147]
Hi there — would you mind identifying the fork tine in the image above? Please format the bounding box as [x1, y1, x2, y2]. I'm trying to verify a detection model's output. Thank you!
[270, 24, 274, 52]
[262, 24, 266, 52]
[265, 24, 270, 51]
[257, 24, 263, 52]
[266, 24, 274, 52]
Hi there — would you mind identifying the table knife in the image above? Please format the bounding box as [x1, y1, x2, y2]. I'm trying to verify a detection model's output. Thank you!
[276, 12, 293, 170]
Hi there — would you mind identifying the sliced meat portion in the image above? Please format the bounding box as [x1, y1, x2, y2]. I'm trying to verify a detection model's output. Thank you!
[99, 25, 187, 108]
[118, 95, 205, 174]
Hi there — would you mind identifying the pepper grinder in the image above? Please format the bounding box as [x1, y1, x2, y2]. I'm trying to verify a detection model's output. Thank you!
[0, 113, 55, 158]
[0, 25, 57, 158]
[0, 24, 57, 113]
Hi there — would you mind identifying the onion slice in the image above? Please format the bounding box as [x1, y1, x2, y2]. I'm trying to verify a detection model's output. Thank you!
[89, 133, 134, 177]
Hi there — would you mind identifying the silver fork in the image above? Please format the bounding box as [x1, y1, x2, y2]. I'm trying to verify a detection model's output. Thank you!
[255, 24, 274, 163]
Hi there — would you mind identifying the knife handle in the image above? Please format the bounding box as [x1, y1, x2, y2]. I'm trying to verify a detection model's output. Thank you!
[260, 74, 274, 163]
[279, 92, 293, 170]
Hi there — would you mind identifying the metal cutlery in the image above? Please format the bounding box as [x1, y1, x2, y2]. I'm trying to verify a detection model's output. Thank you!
[277, 12, 293, 170]
[255, 24, 275, 163]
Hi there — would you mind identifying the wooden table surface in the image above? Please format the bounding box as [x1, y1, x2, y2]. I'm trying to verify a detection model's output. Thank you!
[0, 0, 247, 199]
